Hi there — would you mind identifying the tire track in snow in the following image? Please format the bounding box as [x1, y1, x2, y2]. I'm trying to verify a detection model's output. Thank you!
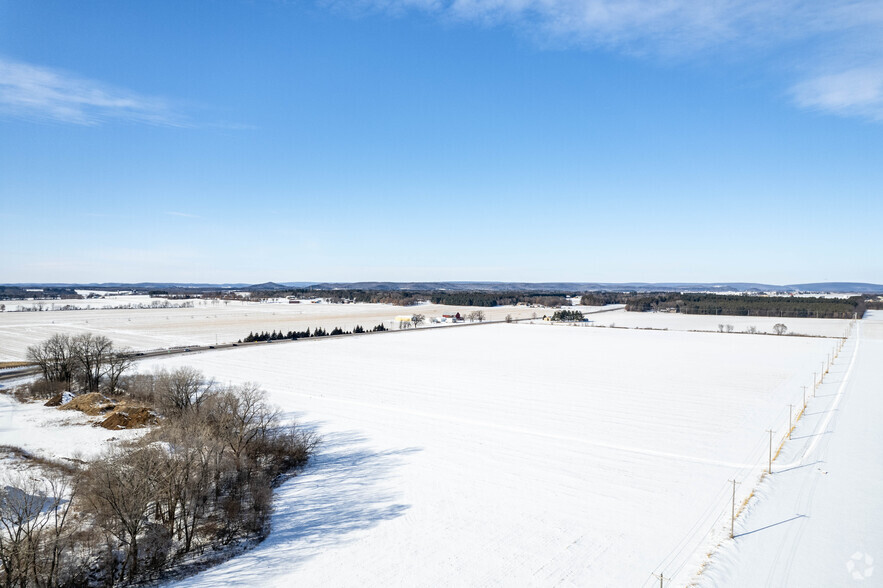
[777, 321, 861, 469]
[282, 386, 755, 469]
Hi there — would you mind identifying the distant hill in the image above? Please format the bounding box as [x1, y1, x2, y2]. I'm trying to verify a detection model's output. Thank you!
[246, 282, 287, 291]
[305, 281, 883, 294]
[785, 282, 883, 294]
[3, 281, 881, 294]
[0, 282, 251, 289]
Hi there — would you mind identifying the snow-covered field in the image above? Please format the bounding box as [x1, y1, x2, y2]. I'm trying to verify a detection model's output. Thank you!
[699, 311, 882, 587]
[0, 300, 553, 361]
[130, 322, 841, 586]
[577, 307, 852, 338]
[2, 293, 160, 311]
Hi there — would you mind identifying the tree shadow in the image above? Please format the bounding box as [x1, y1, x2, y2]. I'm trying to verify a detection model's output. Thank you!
[175, 423, 420, 586]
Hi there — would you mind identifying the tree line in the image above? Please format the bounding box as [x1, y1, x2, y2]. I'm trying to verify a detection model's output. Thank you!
[8, 300, 195, 312]
[26, 333, 134, 396]
[579, 292, 633, 306]
[4, 359, 316, 585]
[624, 293, 866, 318]
[254, 289, 572, 308]
[241, 323, 388, 343]
[0, 286, 81, 301]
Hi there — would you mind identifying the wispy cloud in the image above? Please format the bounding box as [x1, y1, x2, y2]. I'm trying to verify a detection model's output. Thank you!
[0, 57, 186, 126]
[165, 211, 201, 219]
[792, 67, 883, 121]
[332, 0, 883, 121]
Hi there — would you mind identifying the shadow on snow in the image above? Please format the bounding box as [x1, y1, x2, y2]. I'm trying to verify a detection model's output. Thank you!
[175, 420, 419, 586]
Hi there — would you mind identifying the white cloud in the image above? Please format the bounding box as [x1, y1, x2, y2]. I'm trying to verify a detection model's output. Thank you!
[0, 57, 185, 126]
[337, 0, 883, 121]
[792, 67, 883, 120]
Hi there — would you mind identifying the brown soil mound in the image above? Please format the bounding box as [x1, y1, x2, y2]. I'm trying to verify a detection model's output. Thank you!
[58, 392, 116, 416]
[99, 407, 157, 430]
[44, 393, 64, 407]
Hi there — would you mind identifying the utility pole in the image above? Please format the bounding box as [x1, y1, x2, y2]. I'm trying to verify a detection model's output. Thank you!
[802, 386, 807, 409]
[653, 572, 669, 588]
[767, 429, 774, 474]
[730, 479, 738, 539]
[813, 372, 817, 397]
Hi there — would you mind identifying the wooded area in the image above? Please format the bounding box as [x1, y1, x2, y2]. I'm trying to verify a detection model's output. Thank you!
[623, 293, 866, 318]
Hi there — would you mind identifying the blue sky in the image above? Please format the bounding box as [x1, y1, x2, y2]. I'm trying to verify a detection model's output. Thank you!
[1, 0, 881, 284]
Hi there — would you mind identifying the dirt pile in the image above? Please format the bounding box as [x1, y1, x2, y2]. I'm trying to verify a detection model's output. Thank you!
[99, 407, 157, 430]
[50, 392, 158, 430]
[44, 394, 64, 407]
[58, 392, 116, 416]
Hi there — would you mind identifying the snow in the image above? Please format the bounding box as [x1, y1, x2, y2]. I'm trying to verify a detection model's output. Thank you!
[0, 300, 553, 361]
[1, 293, 163, 311]
[0, 391, 144, 461]
[697, 311, 882, 587]
[576, 307, 851, 338]
[131, 322, 840, 586]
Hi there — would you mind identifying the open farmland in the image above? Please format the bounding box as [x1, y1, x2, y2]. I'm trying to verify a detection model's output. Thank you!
[578, 307, 852, 338]
[132, 322, 845, 586]
[0, 299, 551, 361]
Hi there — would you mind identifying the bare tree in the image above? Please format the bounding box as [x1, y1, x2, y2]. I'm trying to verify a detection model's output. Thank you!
[410, 314, 426, 329]
[214, 383, 277, 469]
[104, 347, 135, 395]
[0, 472, 77, 588]
[80, 446, 166, 581]
[72, 333, 114, 393]
[26, 333, 76, 387]
[467, 310, 486, 323]
[773, 323, 788, 335]
[156, 367, 216, 417]
[152, 417, 217, 554]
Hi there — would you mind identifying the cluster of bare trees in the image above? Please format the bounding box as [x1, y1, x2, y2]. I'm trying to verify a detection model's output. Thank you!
[26, 334, 133, 396]
[0, 473, 78, 587]
[2, 368, 317, 586]
[717, 323, 787, 335]
[466, 310, 486, 322]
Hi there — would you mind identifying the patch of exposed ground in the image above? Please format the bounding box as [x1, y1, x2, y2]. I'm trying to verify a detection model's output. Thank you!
[47, 391, 157, 429]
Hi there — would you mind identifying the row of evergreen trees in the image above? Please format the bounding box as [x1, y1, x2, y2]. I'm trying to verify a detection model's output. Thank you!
[551, 310, 585, 322]
[240, 323, 388, 343]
